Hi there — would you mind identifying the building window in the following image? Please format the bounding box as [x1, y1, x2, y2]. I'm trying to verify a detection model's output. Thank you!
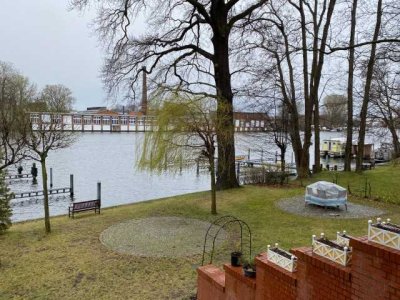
[129, 117, 136, 125]
[102, 116, 110, 125]
[121, 117, 128, 125]
[30, 114, 39, 124]
[84, 116, 92, 125]
[112, 117, 119, 125]
[73, 116, 82, 125]
[93, 116, 101, 125]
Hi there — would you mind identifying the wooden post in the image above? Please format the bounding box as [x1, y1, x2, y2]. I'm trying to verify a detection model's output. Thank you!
[97, 182, 101, 205]
[248, 148, 251, 160]
[196, 159, 200, 176]
[70, 174, 74, 198]
[236, 162, 240, 182]
[50, 168, 53, 188]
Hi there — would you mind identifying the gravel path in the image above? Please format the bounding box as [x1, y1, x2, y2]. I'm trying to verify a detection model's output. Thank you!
[100, 216, 221, 258]
[276, 196, 384, 219]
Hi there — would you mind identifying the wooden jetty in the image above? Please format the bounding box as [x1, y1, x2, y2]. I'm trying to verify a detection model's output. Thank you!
[5, 174, 33, 180]
[11, 187, 72, 199]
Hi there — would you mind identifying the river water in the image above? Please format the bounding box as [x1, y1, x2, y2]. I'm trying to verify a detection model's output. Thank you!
[8, 131, 388, 222]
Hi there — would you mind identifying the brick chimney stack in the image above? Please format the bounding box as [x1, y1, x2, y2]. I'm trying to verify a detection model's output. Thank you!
[141, 66, 147, 115]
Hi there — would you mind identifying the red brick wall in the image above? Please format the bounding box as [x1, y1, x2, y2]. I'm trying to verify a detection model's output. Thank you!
[292, 247, 352, 300]
[197, 265, 225, 300]
[350, 236, 400, 300]
[255, 253, 297, 300]
[197, 235, 400, 300]
[224, 264, 256, 300]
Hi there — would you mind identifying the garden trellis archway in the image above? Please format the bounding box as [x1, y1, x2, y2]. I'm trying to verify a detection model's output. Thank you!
[201, 215, 252, 266]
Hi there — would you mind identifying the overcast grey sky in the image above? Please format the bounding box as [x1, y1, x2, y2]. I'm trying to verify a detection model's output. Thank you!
[0, 1, 107, 110]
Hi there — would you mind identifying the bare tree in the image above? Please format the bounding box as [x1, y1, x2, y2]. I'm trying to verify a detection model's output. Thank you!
[71, 0, 271, 189]
[40, 84, 75, 112]
[344, 0, 358, 172]
[356, 0, 383, 172]
[370, 60, 400, 158]
[25, 91, 76, 233]
[0, 61, 35, 171]
[244, 0, 337, 178]
[322, 94, 347, 128]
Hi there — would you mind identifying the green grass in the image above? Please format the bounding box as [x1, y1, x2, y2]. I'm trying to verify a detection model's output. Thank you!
[1, 165, 400, 299]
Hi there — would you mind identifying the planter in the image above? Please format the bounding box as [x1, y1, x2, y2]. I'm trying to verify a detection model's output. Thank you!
[231, 251, 242, 267]
[243, 265, 256, 278]
[267, 243, 297, 272]
[312, 233, 352, 266]
[336, 231, 350, 247]
[368, 218, 400, 250]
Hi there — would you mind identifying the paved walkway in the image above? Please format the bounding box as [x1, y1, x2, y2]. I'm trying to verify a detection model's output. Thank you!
[100, 216, 217, 257]
[276, 196, 384, 219]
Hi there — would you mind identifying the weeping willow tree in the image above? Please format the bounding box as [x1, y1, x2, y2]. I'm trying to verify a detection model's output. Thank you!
[138, 91, 228, 215]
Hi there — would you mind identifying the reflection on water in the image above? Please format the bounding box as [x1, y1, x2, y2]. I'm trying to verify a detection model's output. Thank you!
[8, 131, 388, 222]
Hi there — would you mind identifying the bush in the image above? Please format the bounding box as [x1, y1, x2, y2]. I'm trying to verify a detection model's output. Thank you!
[0, 170, 12, 233]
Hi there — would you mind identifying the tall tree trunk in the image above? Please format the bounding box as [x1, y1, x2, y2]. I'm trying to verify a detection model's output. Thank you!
[210, 156, 217, 215]
[344, 0, 358, 172]
[299, 0, 312, 179]
[212, 11, 239, 190]
[40, 157, 51, 233]
[314, 107, 320, 172]
[356, 0, 382, 172]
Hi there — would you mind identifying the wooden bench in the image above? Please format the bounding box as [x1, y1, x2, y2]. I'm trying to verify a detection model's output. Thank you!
[68, 199, 101, 218]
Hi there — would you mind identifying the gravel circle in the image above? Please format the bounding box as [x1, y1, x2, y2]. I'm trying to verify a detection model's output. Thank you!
[276, 196, 384, 219]
[100, 216, 220, 257]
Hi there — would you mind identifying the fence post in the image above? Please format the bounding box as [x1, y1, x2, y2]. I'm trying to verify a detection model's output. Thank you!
[236, 162, 241, 183]
[70, 174, 74, 198]
[97, 182, 101, 205]
[50, 168, 53, 188]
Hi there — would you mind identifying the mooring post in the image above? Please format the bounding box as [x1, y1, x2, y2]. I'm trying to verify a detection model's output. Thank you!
[97, 182, 101, 205]
[179, 156, 183, 174]
[50, 168, 53, 188]
[236, 162, 240, 182]
[261, 149, 264, 163]
[248, 148, 251, 160]
[196, 159, 200, 176]
[70, 174, 74, 198]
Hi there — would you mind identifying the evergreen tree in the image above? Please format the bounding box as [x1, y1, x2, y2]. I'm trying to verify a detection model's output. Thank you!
[0, 168, 12, 232]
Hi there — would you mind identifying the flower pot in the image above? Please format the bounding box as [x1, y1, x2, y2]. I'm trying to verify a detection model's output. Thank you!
[231, 251, 242, 266]
[243, 266, 256, 278]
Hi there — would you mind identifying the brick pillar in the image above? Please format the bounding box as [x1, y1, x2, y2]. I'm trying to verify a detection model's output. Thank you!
[350, 236, 400, 300]
[255, 253, 297, 300]
[292, 247, 352, 300]
[197, 265, 225, 300]
[223, 264, 256, 300]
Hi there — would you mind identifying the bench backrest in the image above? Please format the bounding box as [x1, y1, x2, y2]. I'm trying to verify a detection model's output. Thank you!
[73, 200, 100, 210]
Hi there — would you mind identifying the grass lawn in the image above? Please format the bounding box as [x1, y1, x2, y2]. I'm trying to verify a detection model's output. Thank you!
[1, 165, 400, 299]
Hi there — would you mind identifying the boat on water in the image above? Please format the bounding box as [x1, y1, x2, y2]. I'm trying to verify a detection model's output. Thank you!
[320, 138, 375, 159]
[320, 138, 347, 158]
